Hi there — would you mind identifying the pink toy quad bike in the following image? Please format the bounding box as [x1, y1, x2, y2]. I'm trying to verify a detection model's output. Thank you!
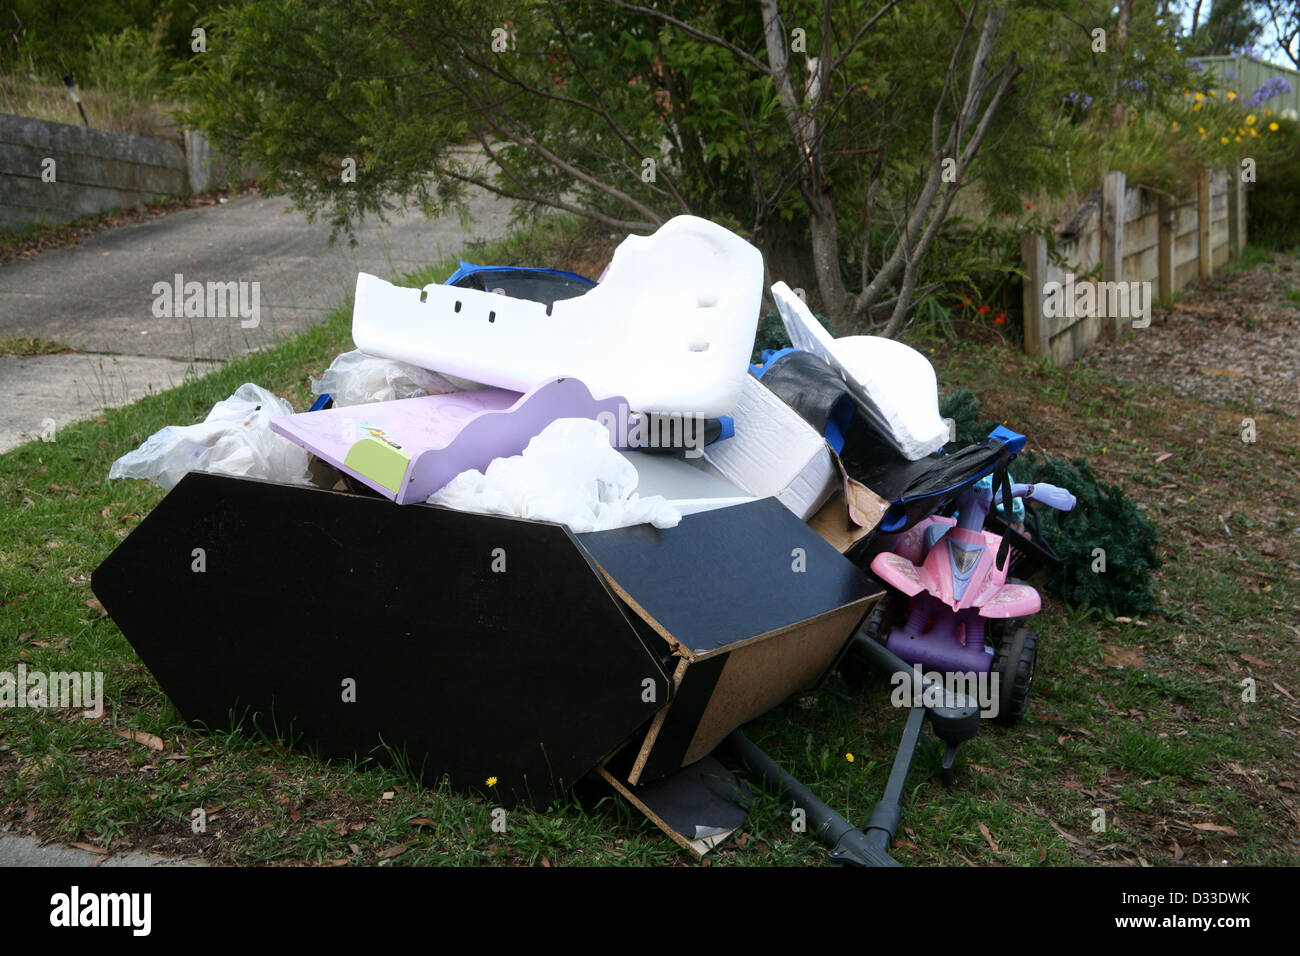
[865, 466, 1076, 728]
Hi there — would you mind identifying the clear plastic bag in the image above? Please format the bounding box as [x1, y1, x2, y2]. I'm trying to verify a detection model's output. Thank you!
[310, 349, 465, 406]
[108, 383, 313, 490]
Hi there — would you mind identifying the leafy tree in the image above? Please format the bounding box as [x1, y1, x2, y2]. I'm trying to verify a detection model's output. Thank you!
[178, 0, 1197, 336]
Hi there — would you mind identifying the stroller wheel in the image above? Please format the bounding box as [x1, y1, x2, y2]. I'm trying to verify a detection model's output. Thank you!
[992, 627, 1038, 726]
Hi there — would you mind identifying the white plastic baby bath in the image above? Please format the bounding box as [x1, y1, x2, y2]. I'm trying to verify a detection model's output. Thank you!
[351, 215, 764, 417]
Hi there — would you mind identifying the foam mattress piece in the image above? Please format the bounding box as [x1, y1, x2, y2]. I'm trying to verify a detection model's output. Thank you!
[352, 215, 764, 418]
[771, 281, 948, 460]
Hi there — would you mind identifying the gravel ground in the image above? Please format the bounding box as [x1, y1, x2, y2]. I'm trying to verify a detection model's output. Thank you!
[1078, 251, 1300, 416]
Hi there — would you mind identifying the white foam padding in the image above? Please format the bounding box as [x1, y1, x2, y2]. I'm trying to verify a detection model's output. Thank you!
[352, 216, 764, 417]
[771, 282, 948, 460]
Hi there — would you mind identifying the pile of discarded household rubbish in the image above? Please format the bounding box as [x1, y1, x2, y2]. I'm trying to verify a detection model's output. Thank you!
[93, 214, 1073, 866]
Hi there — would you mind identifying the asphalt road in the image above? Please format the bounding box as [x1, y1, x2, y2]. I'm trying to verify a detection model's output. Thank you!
[0, 182, 514, 452]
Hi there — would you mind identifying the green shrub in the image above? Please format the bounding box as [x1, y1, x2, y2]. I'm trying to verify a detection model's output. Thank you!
[749, 309, 834, 365]
[939, 389, 999, 447]
[1022, 453, 1161, 616]
[939, 389, 1160, 616]
[1247, 114, 1300, 249]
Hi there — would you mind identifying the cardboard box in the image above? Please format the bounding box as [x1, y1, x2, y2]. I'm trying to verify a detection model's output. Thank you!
[703, 372, 839, 520]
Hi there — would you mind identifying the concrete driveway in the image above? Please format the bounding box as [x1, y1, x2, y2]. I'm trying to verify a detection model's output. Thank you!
[0, 181, 513, 452]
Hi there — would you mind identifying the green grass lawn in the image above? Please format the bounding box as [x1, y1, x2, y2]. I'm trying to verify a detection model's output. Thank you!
[2, 228, 1297, 866]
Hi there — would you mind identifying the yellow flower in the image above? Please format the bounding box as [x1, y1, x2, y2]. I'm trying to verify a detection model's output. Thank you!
[1220, 136, 1229, 144]
[1209, 90, 1217, 97]
[1235, 136, 1242, 142]
[1170, 121, 1180, 131]
[1197, 126, 1205, 134]
[1193, 102, 1203, 111]
[1270, 121, 1279, 131]
[1195, 91, 1204, 101]
[486, 776, 498, 787]
[1227, 90, 1237, 101]
[1246, 114, 1256, 125]
[845, 752, 855, 763]
[1249, 128, 1258, 137]
[1266, 109, 1273, 116]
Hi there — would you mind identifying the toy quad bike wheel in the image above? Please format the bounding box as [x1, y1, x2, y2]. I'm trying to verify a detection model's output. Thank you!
[991, 626, 1038, 726]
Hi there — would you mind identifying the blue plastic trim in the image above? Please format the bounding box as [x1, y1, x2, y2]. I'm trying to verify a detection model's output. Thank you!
[988, 424, 1026, 455]
[443, 262, 597, 287]
[749, 347, 799, 379]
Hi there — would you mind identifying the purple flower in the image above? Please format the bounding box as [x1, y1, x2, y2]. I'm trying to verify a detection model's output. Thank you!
[1062, 91, 1093, 113]
[1247, 76, 1292, 107]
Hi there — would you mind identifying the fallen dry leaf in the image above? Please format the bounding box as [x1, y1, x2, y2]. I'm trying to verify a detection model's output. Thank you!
[1192, 823, 1239, 836]
[116, 729, 164, 752]
[1171, 839, 1185, 861]
[978, 822, 999, 852]
[1102, 644, 1148, 669]
[377, 842, 413, 860]
[84, 598, 107, 616]
[71, 842, 108, 855]
[1047, 819, 1084, 846]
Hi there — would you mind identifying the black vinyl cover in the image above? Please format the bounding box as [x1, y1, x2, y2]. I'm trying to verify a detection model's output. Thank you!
[758, 351, 1014, 534]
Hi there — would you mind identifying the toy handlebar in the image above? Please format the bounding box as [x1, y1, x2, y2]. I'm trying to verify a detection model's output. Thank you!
[995, 482, 1076, 512]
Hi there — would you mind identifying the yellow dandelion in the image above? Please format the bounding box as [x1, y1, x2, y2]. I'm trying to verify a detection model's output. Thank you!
[1246, 114, 1256, 125]
[1193, 102, 1203, 111]
[1197, 126, 1205, 134]
[1195, 91, 1204, 101]
[845, 752, 855, 763]
[1227, 90, 1237, 101]
[1269, 121, 1280, 131]
[486, 776, 498, 787]
[1235, 136, 1242, 142]
[1220, 136, 1230, 144]
[1250, 128, 1258, 137]
[1209, 90, 1217, 96]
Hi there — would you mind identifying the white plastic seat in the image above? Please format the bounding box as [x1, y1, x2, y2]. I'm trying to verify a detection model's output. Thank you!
[352, 216, 764, 417]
